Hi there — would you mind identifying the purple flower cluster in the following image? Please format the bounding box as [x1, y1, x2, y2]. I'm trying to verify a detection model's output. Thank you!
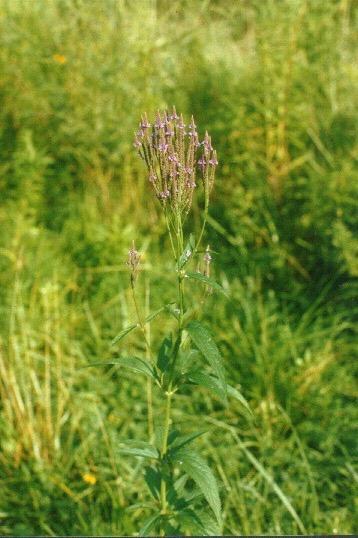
[134, 107, 217, 216]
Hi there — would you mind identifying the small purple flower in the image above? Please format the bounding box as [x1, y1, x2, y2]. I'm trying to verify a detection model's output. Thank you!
[169, 111, 179, 121]
[184, 167, 193, 175]
[140, 117, 151, 129]
[202, 141, 213, 152]
[208, 158, 218, 166]
[158, 189, 170, 200]
[165, 129, 174, 136]
[149, 172, 157, 182]
[155, 119, 166, 129]
[198, 157, 206, 170]
[186, 180, 196, 188]
[204, 251, 212, 263]
[168, 154, 178, 163]
[158, 143, 168, 152]
[202, 132, 213, 152]
[189, 117, 197, 130]
[133, 139, 142, 148]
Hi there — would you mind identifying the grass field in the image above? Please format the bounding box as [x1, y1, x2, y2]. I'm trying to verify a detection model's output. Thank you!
[0, 0, 357, 535]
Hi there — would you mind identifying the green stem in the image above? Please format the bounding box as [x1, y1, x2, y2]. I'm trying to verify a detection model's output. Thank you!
[193, 198, 209, 259]
[130, 278, 154, 440]
[159, 386, 172, 517]
[145, 282, 154, 441]
[130, 277, 151, 352]
[158, 211, 185, 529]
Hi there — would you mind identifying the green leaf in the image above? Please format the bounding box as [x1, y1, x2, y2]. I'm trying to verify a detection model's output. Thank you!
[193, 510, 221, 536]
[185, 271, 227, 295]
[157, 336, 172, 373]
[144, 466, 161, 500]
[139, 513, 162, 536]
[177, 234, 195, 270]
[169, 430, 207, 452]
[118, 440, 159, 459]
[186, 321, 226, 396]
[167, 474, 188, 506]
[111, 304, 175, 346]
[175, 348, 201, 375]
[177, 508, 207, 534]
[87, 356, 155, 379]
[227, 384, 253, 416]
[187, 370, 227, 403]
[111, 323, 137, 346]
[171, 449, 222, 524]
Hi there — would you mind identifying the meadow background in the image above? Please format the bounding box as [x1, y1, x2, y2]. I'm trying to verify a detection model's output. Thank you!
[0, 0, 357, 534]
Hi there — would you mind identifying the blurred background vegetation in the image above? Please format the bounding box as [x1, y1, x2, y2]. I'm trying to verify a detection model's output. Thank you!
[0, 0, 357, 534]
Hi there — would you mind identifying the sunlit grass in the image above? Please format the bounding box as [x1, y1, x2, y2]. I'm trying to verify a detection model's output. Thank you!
[0, 0, 357, 535]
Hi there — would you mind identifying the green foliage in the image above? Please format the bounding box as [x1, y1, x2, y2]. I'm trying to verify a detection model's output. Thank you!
[0, 0, 357, 535]
[170, 448, 222, 525]
[186, 320, 226, 394]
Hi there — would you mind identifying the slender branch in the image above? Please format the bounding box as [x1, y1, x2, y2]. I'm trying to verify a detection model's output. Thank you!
[145, 281, 154, 441]
[130, 277, 152, 353]
[193, 197, 209, 259]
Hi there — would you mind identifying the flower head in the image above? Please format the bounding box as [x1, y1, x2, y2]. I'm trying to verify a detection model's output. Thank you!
[127, 241, 141, 282]
[82, 472, 96, 485]
[134, 107, 217, 217]
[53, 53, 67, 65]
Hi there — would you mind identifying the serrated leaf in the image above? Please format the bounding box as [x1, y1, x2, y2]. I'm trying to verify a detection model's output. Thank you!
[187, 370, 227, 403]
[227, 384, 253, 416]
[185, 271, 227, 295]
[87, 356, 155, 379]
[193, 509, 221, 535]
[177, 234, 195, 270]
[139, 513, 162, 536]
[171, 449, 222, 524]
[118, 440, 159, 459]
[186, 321, 226, 396]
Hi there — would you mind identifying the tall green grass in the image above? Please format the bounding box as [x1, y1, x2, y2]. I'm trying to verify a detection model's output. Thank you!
[0, 0, 357, 535]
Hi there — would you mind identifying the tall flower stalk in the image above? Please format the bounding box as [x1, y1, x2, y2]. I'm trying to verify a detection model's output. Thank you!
[95, 108, 249, 535]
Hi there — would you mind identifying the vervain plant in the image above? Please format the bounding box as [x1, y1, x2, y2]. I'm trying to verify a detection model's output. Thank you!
[93, 108, 250, 535]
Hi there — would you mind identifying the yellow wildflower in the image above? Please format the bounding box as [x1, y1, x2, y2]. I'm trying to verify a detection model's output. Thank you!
[82, 472, 96, 485]
[53, 53, 67, 65]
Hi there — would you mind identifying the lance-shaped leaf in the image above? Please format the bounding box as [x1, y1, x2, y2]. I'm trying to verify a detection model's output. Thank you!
[187, 370, 227, 403]
[118, 440, 159, 459]
[227, 384, 253, 416]
[186, 321, 226, 396]
[169, 430, 207, 453]
[171, 448, 222, 524]
[111, 323, 137, 346]
[139, 513, 162, 536]
[185, 271, 227, 296]
[111, 303, 175, 346]
[87, 356, 156, 379]
[157, 336, 172, 373]
[144, 466, 161, 500]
